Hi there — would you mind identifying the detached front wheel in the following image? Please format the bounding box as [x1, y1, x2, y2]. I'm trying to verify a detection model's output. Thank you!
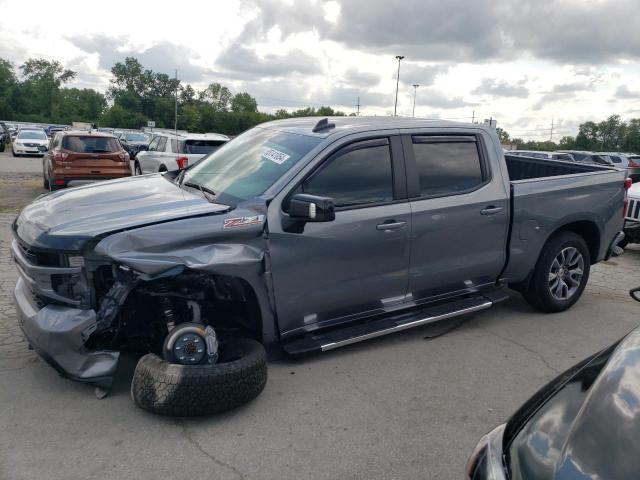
[523, 231, 591, 312]
[131, 337, 267, 416]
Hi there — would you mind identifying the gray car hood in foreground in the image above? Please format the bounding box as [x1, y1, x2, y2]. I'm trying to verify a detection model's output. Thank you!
[14, 174, 230, 251]
[506, 328, 640, 480]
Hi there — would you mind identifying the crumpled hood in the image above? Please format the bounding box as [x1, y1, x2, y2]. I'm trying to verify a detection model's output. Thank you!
[14, 174, 230, 251]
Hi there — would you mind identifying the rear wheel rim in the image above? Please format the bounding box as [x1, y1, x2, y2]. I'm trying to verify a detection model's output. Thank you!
[548, 247, 584, 301]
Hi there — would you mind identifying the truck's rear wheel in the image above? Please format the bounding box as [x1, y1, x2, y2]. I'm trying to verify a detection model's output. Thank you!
[523, 231, 590, 312]
[131, 338, 267, 416]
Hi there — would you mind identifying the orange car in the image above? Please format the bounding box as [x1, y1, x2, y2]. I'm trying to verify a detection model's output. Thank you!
[43, 130, 131, 190]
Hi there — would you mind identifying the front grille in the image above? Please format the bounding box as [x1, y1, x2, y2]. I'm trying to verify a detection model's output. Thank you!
[24, 143, 39, 148]
[17, 243, 64, 267]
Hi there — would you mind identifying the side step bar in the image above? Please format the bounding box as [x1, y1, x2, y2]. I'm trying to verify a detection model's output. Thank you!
[283, 290, 509, 356]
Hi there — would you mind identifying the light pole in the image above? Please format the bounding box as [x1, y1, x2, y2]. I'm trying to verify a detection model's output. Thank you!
[412, 84, 419, 118]
[394, 55, 404, 117]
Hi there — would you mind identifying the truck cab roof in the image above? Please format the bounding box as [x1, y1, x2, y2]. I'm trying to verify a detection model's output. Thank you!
[259, 116, 492, 139]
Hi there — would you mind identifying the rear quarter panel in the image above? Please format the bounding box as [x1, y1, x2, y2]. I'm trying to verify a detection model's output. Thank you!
[503, 170, 626, 283]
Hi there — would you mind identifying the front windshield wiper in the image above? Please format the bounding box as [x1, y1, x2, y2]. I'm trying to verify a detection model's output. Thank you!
[184, 181, 216, 203]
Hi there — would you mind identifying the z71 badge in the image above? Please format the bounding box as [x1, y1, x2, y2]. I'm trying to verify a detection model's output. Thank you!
[223, 215, 265, 229]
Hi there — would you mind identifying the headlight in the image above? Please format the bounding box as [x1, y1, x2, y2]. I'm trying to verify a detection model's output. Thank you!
[465, 425, 507, 480]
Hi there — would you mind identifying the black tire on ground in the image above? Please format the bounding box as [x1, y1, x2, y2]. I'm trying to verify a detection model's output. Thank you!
[12, 149, 18, 157]
[134, 161, 142, 175]
[618, 236, 630, 249]
[523, 231, 591, 313]
[131, 338, 267, 416]
[43, 176, 49, 189]
[0, 142, 5, 152]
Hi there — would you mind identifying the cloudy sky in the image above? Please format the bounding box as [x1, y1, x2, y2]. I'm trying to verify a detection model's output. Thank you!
[1, 0, 640, 139]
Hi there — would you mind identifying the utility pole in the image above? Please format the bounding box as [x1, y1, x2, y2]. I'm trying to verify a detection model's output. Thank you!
[394, 55, 404, 117]
[357, 96, 360, 116]
[412, 84, 419, 118]
[174, 69, 178, 136]
[550, 118, 554, 142]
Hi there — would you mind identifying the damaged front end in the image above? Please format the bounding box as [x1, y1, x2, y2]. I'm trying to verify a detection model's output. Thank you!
[11, 239, 121, 388]
[11, 202, 273, 390]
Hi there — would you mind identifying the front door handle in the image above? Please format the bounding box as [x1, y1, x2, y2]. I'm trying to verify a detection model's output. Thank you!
[376, 220, 407, 231]
[480, 206, 504, 216]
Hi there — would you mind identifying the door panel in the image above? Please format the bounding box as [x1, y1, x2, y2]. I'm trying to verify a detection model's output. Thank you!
[269, 203, 411, 336]
[405, 133, 509, 302]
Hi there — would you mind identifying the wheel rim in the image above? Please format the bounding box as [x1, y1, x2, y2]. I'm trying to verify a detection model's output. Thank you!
[548, 247, 584, 301]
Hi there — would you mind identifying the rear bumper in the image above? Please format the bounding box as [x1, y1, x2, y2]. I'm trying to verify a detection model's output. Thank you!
[50, 173, 131, 188]
[13, 277, 119, 388]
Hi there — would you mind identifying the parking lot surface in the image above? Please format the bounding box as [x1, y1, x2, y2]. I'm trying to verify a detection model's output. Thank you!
[1, 148, 639, 479]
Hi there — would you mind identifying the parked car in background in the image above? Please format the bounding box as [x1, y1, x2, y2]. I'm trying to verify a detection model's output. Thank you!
[45, 126, 66, 138]
[119, 131, 151, 159]
[625, 154, 640, 181]
[601, 151, 630, 169]
[134, 132, 229, 174]
[42, 130, 131, 190]
[557, 150, 612, 166]
[0, 123, 6, 152]
[622, 180, 640, 247]
[466, 324, 640, 480]
[12, 128, 49, 157]
[508, 150, 575, 162]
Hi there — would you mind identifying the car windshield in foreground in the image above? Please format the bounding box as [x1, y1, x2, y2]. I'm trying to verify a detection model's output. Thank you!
[125, 133, 147, 142]
[182, 127, 322, 205]
[62, 135, 121, 153]
[18, 130, 47, 140]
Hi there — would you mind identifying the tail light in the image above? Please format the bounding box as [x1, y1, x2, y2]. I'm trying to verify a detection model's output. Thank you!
[628, 158, 640, 168]
[176, 156, 188, 170]
[624, 177, 632, 217]
[53, 151, 69, 162]
[118, 152, 130, 162]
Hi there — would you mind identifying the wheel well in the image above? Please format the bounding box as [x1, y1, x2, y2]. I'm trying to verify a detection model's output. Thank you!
[159, 164, 167, 172]
[553, 221, 600, 264]
[107, 271, 264, 354]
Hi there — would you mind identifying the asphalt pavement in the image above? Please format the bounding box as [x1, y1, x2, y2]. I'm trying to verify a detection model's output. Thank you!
[1, 147, 639, 479]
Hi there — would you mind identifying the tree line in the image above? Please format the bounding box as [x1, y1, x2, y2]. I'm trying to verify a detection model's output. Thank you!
[0, 56, 347, 135]
[498, 115, 640, 153]
[1, 56, 638, 149]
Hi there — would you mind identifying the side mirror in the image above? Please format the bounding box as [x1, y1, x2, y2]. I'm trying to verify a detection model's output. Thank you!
[289, 193, 335, 222]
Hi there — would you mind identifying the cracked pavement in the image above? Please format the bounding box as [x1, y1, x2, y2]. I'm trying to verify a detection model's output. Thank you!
[1, 149, 639, 479]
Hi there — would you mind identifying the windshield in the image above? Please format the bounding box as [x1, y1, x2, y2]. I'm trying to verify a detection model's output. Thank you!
[182, 127, 322, 204]
[18, 130, 47, 140]
[125, 133, 147, 142]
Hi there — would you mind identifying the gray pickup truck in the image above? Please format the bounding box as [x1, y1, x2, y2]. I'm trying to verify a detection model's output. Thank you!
[11, 117, 627, 415]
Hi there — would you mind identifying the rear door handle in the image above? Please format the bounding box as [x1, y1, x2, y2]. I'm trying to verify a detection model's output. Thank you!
[480, 206, 504, 215]
[376, 221, 407, 231]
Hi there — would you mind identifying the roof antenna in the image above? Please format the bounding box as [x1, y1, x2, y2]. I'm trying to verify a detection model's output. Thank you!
[312, 118, 336, 133]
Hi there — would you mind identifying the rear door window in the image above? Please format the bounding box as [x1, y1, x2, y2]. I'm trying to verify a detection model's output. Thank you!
[62, 136, 120, 153]
[411, 137, 486, 197]
[156, 137, 167, 152]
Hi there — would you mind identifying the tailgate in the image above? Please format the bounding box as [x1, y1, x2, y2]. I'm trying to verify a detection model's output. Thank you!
[503, 169, 626, 282]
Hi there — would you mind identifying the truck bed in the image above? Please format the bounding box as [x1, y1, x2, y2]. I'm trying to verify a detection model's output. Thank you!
[502, 154, 626, 284]
[505, 154, 608, 180]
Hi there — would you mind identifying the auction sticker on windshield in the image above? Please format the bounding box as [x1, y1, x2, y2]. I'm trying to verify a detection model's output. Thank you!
[262, 148, 290, 165]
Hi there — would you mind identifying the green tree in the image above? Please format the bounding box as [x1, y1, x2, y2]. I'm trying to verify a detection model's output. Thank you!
[199, 83, 232, 112]
[231, 92, 258, 113]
